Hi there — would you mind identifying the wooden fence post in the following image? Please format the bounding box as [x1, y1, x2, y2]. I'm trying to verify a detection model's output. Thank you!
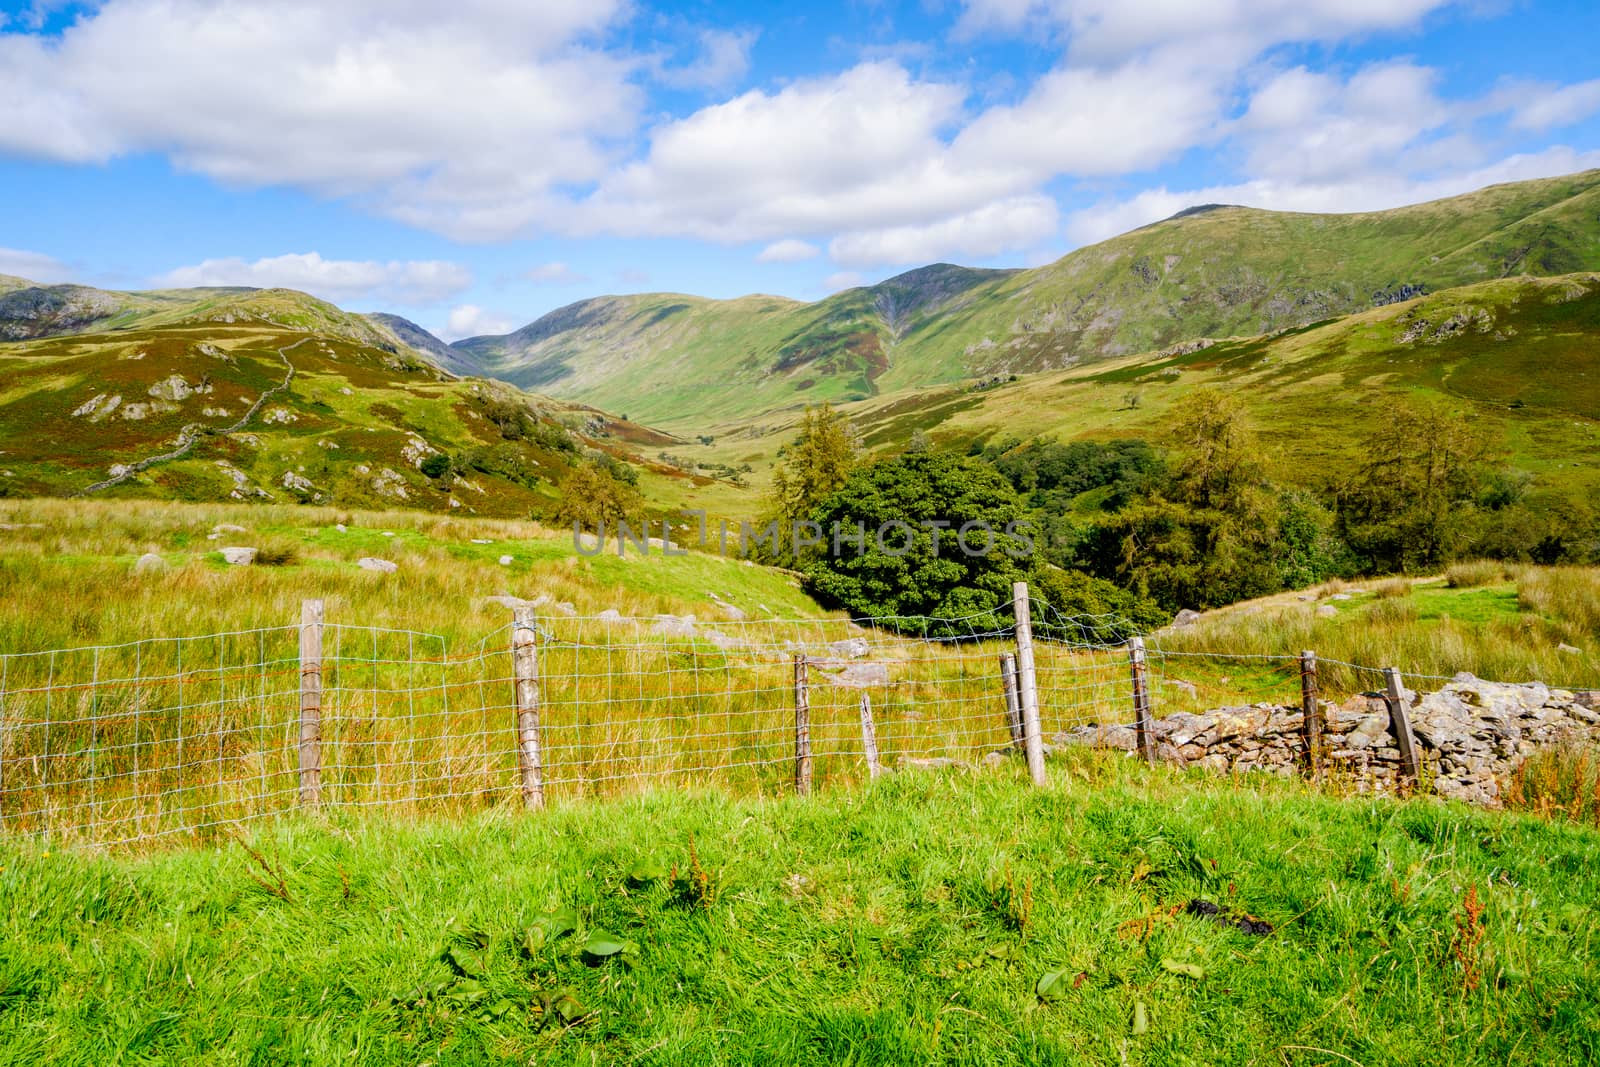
[794, 655, 813, 795]
[298, 599, 324, 808]
[1012, 582, 1048, 787]
[1383, 667, 1422, 787]
[858, 692, 882, 780]
[999, 651, 1024, 749]
[1128, 636, 1156, 765]
[511, 605, 545, 810]
[1299, 650, 1324, 780]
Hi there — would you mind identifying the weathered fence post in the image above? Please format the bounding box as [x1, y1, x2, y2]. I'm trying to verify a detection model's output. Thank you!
[298, 599, 324, 808]
[511, 605, 545, 810]
[1128, 636, 1156, 765]
[1299, 650, 1324, 780]
[858, 692, 882, 780]
[794, 654, 813, 795]
[1383, 666, 1422, 787]
[1012, 582, 1048, 786]
[998, 651, 1025, 749]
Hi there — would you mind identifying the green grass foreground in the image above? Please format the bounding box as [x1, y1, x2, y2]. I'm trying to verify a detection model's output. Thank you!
[3, 758, 1598, 1065]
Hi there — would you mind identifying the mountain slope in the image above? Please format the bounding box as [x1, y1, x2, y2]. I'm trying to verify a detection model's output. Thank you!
[701, 272, 1600, 503]
[453, 169, 1600, 429]
[0, 293, 665, 515]
[0, 277, 473, 378]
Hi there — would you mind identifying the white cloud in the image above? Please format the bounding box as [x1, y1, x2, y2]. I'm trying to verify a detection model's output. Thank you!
[525, 261, 591, 285]
[1234, 62, 1452, 183]
[158, 252, 472, 304]
[655, 29, 757, 91]
[756, 239, 821, 263]
[442, 303, 517, 341]
[829, 196, 1059, 268]
[1507, 78, 1600, 132]
[0, 0, 638, 239]
[1064, 145, 1600, 245]
[0, 246, 72, 283]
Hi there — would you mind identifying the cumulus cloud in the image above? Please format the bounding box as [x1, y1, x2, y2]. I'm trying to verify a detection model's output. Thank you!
[756, 239, 821, 263]
[0, 0, 638, 238]
[442, 303, 517, 341]
[525, 261, 591, 285]
[158, 252, 472, 304]
[1506, 78, 1600, 132]
[829, 196, 1059, 268]
[0, 246, 72, 283]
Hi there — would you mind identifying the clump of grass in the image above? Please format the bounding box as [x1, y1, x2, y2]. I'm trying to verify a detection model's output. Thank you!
[1518, 566, 1600, 640]
[1366, 597, 1419, 626]
[1447, 560, 1508, 588]
[252, 539, 301, 567]
[1373, 577, 1414, 599]
[1505, 743, 1600, 826]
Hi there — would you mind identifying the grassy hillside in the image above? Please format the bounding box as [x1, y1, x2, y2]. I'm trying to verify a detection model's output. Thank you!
[2, 766, 1597, 1064]
[452, 170, 1600, 429]
[680, 272, 1600, 514]
[0, 302, 682, 514]
[0, 499, 821, 655]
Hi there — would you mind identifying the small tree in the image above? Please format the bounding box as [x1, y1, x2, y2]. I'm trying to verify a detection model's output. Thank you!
[554, 460, 644, 529]
[770, 402, 857, 522]
[1336, 401, 1492, 572]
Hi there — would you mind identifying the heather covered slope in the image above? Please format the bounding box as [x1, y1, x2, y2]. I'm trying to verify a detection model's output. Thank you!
[0, 309, 661, 515]
[450, 170, 1600, 429]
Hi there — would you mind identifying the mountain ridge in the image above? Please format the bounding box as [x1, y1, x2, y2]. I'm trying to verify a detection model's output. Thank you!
[443, 169, 1600, 428]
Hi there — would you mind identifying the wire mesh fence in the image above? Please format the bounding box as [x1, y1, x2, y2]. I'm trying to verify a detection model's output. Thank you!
[0, 585, 1494, 850]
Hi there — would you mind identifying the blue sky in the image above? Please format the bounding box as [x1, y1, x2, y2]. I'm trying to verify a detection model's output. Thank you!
[1, 0, 1597, 340]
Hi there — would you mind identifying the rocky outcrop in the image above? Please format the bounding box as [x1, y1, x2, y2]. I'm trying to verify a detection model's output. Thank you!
[1053, 675, 1600, 807]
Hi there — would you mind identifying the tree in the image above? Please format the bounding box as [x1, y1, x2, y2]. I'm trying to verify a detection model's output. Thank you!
[1164, 390, 1263, 513]
[1335, 401, 1492, 572]
[553, 459, 644, 529]
[800, 451, 1033, 636]
[770, 402, 857, 522]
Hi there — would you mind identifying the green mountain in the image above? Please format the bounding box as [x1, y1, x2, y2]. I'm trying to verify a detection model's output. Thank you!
[699, 271, 1600, 504]
[452, 169, 1600, 430]
[0, 286, 666, 515]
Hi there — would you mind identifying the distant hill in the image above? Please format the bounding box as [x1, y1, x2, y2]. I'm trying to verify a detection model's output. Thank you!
[366, 312, 481, 377]
[449, 169, 1600, 429]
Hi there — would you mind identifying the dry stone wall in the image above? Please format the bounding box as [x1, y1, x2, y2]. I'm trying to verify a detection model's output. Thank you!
[1053, 675, 1600, 807]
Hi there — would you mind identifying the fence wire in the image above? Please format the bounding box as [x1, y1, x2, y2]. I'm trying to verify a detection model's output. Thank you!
[0, 596, 1502, 849]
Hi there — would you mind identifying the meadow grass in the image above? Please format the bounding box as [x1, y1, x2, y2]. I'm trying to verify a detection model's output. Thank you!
[1154, 570, 1600, 702]
[0, 757, 1596, 1065]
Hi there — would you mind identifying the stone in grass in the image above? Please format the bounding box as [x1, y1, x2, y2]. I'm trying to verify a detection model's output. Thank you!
[133, 552, 167, 574]
[1558, 643, 1584, 655]
[499, 555, 514, 566]
[219, 546, 257, 565]
[357, 557, 398, 573]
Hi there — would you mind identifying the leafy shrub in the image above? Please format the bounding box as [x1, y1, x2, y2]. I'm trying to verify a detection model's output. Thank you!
[419, 453, 451, 480]
[252, 541, 300, 567]
[801, 450, 1032, 637]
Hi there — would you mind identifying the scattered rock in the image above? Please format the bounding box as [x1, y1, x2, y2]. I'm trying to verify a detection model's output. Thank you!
[828, 637, 870, 659]
[471, 539, 493, 544]
[1328, 593, 1353, 602]
[1165, 679, 1198, 699]
[281, 470, 315, 493]
[1558, 643, 1583, 655]
[1315, 605, 1338, 618]
[596, 609, 626, 622]
[219, 546, 257, 565]
[357, 557, 398, 573]
[133, 552, 167, 574]
[896, 756, 963, 772]
[653, 614, 697, 637]
[498, 555, 514, 565]
[1171, 608, 1203, 629]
